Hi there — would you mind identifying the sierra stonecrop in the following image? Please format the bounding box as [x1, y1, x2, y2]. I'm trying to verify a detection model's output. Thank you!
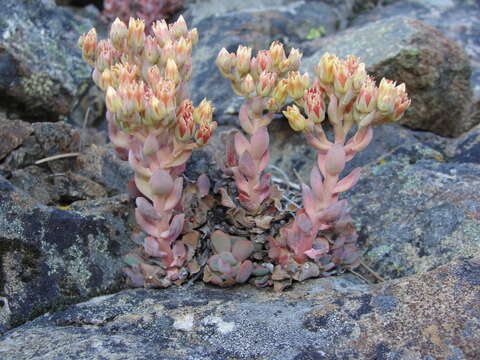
[79, 16, 217, 287]
[79, 15, 410, 291]
[216, 42, 309, 214]
[270, 54, 411, 290]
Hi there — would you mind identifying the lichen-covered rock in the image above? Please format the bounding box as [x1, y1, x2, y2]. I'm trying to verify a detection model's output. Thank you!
[0, 259, 478, 359]
[0, 177, 135, 334]
[351, 0, 480, 100]
[302, 16, 474, 137]
[184, 0, 355, 123]
[0, 112, 32, 161]
[0, 121, 131, 205]
[446, 123, 480, 164]
[348, 153, 480, 280]
[0, 0, 95, 122]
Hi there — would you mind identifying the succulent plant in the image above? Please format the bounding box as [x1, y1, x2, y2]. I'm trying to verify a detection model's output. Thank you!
[79, 16, 410, 291]
[203, 230, 255, 287]
[79, 16, 216, 287]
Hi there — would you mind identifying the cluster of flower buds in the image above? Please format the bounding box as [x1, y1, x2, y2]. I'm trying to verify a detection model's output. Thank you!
[217, 42, 311, 214]
[216, 41, 309, 113]
[79, 16, 217, 288]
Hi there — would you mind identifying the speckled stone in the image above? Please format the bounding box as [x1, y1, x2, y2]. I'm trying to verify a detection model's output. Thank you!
[0, 178, 135, 334]
[0, 0, 94, 121]
[301, 16, 474, 137]
[0, 259, 478, 359]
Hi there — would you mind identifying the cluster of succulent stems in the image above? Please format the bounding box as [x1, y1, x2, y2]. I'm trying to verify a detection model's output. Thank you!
[79, 16, 410, 291]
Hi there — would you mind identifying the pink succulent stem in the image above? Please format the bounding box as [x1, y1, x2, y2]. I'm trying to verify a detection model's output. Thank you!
[231, 96, 274, 213]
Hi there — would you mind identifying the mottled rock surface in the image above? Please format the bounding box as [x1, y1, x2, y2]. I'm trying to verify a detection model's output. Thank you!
[0, 177, 134, 334]
[302, 16, 474, 137]
[0, 121, 131, 205]
[0, 0, 94, 122]
[352, 0, 480, 100]
[1, 259, 478, 359]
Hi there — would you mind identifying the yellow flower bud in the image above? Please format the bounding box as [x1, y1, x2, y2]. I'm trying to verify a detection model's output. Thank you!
[165, 58, 180, 85]
[193, 99, 214, 124]
[106, 86, 121, 113]
[109, 18, 128, 50]
[315, 53, 337, 86]
[236, 45, 252, 76]
[127, 18, 145, 52]
[283, 105, 307, 131]
[269, 41, 286, 66]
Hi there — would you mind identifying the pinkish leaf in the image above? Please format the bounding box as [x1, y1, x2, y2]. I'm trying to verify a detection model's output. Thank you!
[316, 152, 327, 178]
[250, 126, 269, 159]
[234, 132, 250, 157]
[232, 168, 250, 194]
[143, 134, 159, 156]
[351, 126, 373, 153]
[136, 197, 161, 220]
[302, 184, 316, 220]
[334, 168, 361, 194]
[255, 173, 271, 192]
[164, 177, 183, 210]
[297, 212, 313, 233]
[135, 209, 161, 238]
[167, 150, 193, 167]
[144, 236, 166, 258]
[211, 230, 232, 254]
[325, 144, 346, 176]
[171, 242, 187, 267]
[310, 165, 324, 200]
[128, 150, 150, 178]
[168, 214, 185, 242]
[197, 173, 210, 198]
[319, 200, 347, 222]
[258, 150, 270, 173]
[150, 169, 174, 196]
[236, 260, 254, 283]
[232, 239, 254, 262]
[239, 102, 254, 134]
[238, 151, 257, 179]
[225, 133, 238, 169]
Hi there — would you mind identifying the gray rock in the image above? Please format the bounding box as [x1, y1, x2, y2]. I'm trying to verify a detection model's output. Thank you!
[446, 123, 480, 164]
[0, 112, 32, 161]
[1, 121, 131, 205]
[0, 177, 135, 334]
[302, 16, 474, 137]
[0, 259, 478, 359]
[0, 0, 94, 122]
[348, 153, 480, 280]
[351, 0, 480, 100]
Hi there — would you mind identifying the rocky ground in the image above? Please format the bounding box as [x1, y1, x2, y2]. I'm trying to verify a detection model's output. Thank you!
[0, 0, 479, 359]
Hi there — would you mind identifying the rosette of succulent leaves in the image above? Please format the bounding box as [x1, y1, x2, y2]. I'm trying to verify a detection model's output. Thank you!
[79, 16, 410, 291]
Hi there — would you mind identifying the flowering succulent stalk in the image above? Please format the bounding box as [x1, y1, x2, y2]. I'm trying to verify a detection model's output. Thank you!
[273, 54, 411, 290]
[79, 16, 216, 287]
[216, 42, 309, 214]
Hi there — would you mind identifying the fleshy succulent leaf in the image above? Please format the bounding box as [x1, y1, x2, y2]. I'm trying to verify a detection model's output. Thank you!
[232, 239, 254, 262]
[211, 230, 232, 254]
